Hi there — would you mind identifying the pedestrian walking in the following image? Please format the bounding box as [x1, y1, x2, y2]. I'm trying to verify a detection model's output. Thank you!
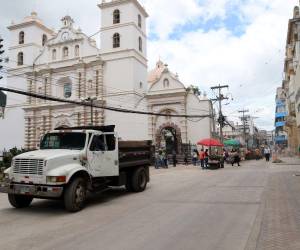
[223, 148, 229, 162]
[255, 148, 260, 160]
[232, 150, 241, 166]
[192, 149, 198, 166]
[264, 147, 271, 162]
[172, 150, 177, 167]
[204, 149, 209, 169]
[162, 150, 168, 168]
[199, 149, 205, 169]
[184, 152, 188, 165]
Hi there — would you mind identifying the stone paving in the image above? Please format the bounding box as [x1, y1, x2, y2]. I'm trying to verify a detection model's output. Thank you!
[254, 163, 300, 250]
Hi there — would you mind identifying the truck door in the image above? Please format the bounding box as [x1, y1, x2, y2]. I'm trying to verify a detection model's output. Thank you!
[102, 133, 119, 176]
[87, 133, 118, 177]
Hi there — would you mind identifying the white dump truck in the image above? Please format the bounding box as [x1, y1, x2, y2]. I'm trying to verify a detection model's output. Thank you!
[0, 126, 152, 212]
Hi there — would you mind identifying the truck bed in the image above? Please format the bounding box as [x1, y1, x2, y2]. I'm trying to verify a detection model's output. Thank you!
[118, 140, 152, 169]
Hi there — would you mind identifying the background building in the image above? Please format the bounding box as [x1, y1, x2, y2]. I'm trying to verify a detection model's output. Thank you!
[274, 87, 288, 148]
[274, 4, 300, 154]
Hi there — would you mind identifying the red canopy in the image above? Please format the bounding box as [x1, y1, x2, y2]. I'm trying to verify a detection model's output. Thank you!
[197, 138, 224, 147]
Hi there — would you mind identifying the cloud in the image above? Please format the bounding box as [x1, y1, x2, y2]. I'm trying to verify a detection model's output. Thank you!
[145, 0, 299, 130]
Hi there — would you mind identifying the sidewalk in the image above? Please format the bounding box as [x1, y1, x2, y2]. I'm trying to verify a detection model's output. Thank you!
[274, 156, 300, 165]
[255, 170, 300, 250]
[245, 160, 300, 250]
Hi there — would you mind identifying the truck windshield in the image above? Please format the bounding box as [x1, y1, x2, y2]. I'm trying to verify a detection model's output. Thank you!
[40, 133, 86, 150]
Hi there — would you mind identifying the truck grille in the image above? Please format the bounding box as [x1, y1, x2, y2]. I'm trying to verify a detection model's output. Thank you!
[13, 159, 44, 175]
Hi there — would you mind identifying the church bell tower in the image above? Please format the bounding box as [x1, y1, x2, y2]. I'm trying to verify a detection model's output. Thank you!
[98, 0, 149, 140]
[98, 0, 148, 93]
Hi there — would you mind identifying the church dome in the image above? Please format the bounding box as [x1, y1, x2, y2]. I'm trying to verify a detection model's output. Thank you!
[148, 60, 166, 84]
[23, 11, 44, 25]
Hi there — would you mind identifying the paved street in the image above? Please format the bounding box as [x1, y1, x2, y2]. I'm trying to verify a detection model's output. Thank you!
[0, 160, 300, 250]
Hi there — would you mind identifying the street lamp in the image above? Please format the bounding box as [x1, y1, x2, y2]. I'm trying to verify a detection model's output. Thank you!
[82, 96, 97, 126]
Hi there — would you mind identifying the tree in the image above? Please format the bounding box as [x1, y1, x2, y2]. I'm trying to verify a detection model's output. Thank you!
[186, 85, 201, 96]
[0, 147, 29, 169]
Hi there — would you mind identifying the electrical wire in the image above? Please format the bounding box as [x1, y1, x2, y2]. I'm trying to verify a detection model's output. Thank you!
[0, 86, 212, 119]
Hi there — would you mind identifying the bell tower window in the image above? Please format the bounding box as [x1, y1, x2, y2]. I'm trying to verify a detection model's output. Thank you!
[113, 33, 120, 48]
[42, 34, 47, 46]
[139, 37, 142, 52]
[113, 9, 120, 24]
[19, 31, 24, 44]
[17, 52, 24, 66]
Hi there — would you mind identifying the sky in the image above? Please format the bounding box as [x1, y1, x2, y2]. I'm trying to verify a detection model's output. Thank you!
[0, 0, 298, 135]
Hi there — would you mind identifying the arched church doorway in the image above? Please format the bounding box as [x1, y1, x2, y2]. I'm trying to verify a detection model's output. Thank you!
[156, 123, 182, 154]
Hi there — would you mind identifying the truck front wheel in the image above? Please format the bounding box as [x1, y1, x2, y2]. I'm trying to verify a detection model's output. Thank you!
[132, 167, 147, 192]
[64, 177, 87, 212]
[8, 194, 33, 208]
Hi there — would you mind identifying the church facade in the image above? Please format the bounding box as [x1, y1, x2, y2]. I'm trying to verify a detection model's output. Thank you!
[2, 0, 214, 152]
[147, 61, 214, 153]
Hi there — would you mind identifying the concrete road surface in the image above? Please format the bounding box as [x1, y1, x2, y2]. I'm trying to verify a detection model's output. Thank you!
[0, 160, 299, 250]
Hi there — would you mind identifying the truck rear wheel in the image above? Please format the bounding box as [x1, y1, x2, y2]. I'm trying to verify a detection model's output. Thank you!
[132, 167, 147, 192]
[8, 194, 33, 208]
[64, 177, 87, 212]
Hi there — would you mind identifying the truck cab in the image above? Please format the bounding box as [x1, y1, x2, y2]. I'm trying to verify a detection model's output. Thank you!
[0, 126, 151, 212]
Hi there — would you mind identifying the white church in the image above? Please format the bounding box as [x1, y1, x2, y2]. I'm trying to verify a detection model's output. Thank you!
[1, 0, 214, 154]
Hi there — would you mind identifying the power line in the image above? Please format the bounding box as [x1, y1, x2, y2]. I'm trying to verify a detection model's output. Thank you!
[1, 68, 213, 114]
[211, 84, 229, 143]
[0, 86, 212, 119]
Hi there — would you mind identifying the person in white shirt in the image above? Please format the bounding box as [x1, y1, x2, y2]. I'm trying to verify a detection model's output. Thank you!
[264, 147, 271, 162]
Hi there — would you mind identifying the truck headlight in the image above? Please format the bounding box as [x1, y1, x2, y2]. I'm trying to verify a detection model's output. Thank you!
[46, 176, 66, 183]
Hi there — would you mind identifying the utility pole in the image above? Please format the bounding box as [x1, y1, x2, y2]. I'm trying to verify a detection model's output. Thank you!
[0, 36, 5, 119]
[0, 36, 4, 80]
[84, 97, 97, 126]
[211, 84, 229, 143]
[238, 109, 249, 148]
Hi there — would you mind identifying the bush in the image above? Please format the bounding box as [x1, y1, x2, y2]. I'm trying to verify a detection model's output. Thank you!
[0, 147, 29, 170]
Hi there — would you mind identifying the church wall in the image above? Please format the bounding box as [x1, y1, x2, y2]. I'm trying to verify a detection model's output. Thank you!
[103, 57, 135, 93]
[104, 110, 149, 141]
[186, 94, 212, 144]
[132, 58, 147, 93]
[36, 38, 99, 65]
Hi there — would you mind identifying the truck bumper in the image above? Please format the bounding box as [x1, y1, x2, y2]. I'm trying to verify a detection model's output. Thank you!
[0, 182, 63, 198]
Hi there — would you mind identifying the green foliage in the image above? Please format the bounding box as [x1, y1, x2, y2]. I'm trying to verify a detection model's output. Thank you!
[186, 85, 201, 96]
[0, 147, 29, 169]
